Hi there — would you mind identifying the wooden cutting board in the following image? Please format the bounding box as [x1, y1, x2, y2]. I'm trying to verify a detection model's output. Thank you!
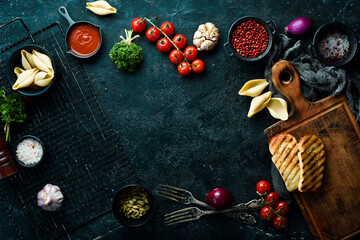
[264, 60, 360, 240]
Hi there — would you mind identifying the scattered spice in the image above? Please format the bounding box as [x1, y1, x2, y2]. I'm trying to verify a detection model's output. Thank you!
[317, 30, 350, 62]
[231, 20, 269, 58]
[16, 138, 43, 165]
[118, 187, 150, 219]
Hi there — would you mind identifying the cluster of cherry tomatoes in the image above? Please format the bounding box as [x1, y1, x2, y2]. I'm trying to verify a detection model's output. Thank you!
[131, 18, 205, 76]
[256, 180, 289, 230]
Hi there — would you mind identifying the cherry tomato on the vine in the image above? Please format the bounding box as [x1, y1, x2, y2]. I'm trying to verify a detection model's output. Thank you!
[157, 38, 172, 52]
[191, 59, 205, 74]
[264, 191, 280, 207]
[160, 22, 175, 36]
[275, 201, 290, 216]
[172, 34, 187, 49]
[146, 27, 161, 42]
[169, 50, 184, 64]
[178, 62, 191, 76]
[260, 206, 275, 221]
[273, 216, 287, 230]
[131, 18, 146, 33]
[184, 46, 198, 61]
[256, 180, 271, 195]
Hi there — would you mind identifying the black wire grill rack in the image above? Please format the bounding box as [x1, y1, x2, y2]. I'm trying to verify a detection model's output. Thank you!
[0, 18, 138, 239]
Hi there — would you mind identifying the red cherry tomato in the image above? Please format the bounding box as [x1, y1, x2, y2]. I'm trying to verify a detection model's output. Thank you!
[146, 27, 161, 42]
[131, 18, 146, 33]
[256, 180, 271, 195]
[172, 34, 187, 49]
[178, 62, 191, 76]
[260, 206, 275, 221]
[273, 216, 287, 230]
[275, 201, 290, 216]
[191, 59, 205, 74]
[264, 192, 280, 207]
[169, 50, 184, 64]
[160, 22, 175, 36]
[184, 46, 198, 61]
[157, 38, 172, 52]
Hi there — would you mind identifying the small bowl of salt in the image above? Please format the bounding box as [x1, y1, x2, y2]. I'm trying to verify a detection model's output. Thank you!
[14, 135, 45, 167]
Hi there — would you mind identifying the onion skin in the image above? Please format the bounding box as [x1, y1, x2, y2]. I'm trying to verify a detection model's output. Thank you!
[285, 17, 315, 35]
[205, 187, 235, 210]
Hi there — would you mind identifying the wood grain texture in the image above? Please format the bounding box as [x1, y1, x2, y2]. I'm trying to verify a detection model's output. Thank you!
[264, 60, 360, 240]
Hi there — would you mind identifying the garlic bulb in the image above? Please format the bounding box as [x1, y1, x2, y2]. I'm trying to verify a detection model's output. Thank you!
[193, 22, 220, 51]
[37, 184, 64, 211]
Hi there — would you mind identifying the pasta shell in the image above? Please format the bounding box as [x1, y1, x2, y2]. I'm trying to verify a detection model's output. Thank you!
[267, 98, 289, 121]
[34, 71, 54, 87]
[21, 50, 35, 70]
[14, 67, 25, 77]
[32, 53, 52, 73]
[12, 68, 39, 90]
[86, 1, 117, 15]
[239, 79, 269, 97]
[248, 91, 272, 118]
[32, 50, 54, 74]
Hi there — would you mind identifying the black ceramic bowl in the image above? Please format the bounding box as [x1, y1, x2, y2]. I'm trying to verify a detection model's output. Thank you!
[14, 135, 45, 167]
[224, 16, 276, 61]
[112, 184, 154, 227]
[7, 44, 56, 96]
[310, 22, 357, 66]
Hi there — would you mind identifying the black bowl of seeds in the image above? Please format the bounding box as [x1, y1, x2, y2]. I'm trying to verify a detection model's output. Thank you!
[112, 184, 154, 227]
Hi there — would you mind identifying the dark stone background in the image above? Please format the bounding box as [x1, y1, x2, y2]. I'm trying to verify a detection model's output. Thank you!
[0, 0, 359, 239]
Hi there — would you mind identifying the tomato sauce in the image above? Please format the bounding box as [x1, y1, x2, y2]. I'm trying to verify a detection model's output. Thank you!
[68, 23, 101, 56]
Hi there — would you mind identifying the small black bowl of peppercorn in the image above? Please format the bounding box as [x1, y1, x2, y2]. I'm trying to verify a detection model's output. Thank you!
[310, 22, 358, 67]
[112, 184, 155, 227]
[224, 16, 276, 61]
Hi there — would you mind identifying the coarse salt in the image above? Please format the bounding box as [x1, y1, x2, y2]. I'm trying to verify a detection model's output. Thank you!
[16, 138, 43, 165]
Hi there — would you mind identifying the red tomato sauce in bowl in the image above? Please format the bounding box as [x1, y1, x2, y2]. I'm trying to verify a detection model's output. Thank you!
[67, 23, 101, 56]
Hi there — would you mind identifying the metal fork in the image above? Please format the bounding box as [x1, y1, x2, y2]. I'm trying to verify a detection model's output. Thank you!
[157, 184, 213, 209]
[164, 207, 256, 226]
[157, 184, 265, 211]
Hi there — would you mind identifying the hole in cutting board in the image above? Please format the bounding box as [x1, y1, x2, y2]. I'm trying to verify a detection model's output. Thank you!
[279, 70, 293, 83]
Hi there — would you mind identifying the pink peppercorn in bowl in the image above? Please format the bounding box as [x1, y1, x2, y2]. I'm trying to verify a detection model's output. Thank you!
[310, 22, 358, 67]
[14, 135, 45, 167]
[224, 16, 276, 61]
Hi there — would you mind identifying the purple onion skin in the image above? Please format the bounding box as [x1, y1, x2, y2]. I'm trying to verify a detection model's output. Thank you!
[205, 187, 235, 210]
[285, 17, 315, 35]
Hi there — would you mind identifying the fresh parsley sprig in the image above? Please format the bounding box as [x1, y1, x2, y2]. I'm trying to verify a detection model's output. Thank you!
[0, 89, 27, 142]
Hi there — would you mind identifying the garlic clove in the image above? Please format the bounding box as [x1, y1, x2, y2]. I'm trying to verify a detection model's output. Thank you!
[248, 91, 272, 117]
[267, 98, 289, 120]
[239, 79, 269, 97]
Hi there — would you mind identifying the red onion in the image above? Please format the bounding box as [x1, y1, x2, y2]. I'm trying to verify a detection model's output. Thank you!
[285, 17, 315, 35]
[205, 187, 234, 210]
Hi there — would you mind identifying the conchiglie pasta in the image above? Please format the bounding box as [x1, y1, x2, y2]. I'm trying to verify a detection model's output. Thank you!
[247, 91, 272, 118]
[239, 79, 268, 97]
[12, 68, 39, 90]
[13, 49, 54, 90]
[86, 1, 117, 15]
[267, 98, 289, 121]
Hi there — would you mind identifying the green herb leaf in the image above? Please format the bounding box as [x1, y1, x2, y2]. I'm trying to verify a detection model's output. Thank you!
[109, 30, 143, 72]
[0, 89, 27, 141]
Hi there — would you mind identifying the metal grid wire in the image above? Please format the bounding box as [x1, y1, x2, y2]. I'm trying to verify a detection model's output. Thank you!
[0, 19, 138, 239]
